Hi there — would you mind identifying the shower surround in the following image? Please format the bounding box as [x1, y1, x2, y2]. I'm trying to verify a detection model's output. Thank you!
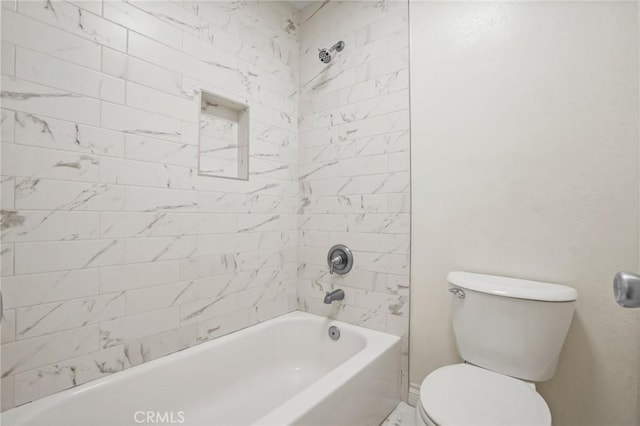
[0, 0, 410, 410]
[297, 0, 411, 400]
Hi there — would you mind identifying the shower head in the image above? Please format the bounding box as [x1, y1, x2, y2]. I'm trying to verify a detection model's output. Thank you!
[318, 40, 345, 64]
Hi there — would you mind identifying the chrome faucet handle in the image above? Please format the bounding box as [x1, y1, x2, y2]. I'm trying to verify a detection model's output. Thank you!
[327, 245, 353, 275]
[329, 255, 343, 274]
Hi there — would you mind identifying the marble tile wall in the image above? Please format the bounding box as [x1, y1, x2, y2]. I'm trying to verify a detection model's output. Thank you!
[296, 1, 411, 401]
[0, 0, 411, 410]
[0, 0, 300, 409]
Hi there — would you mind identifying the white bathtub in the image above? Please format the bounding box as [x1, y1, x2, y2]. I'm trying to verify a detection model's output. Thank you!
[2, 311, 401, 426]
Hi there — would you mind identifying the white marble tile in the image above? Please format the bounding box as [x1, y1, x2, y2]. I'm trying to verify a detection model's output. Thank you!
[0, 175, 14, 207]
[15, 239, 124, 274]
[125, 81, 196, 123]
[345, 213, 410, 234]
[248, 294, 292, 324]
[16, 293, 126, 339]
[13, 111, 125, 157]
[17, 1, 126, 52]
[1, 41, 15, 77]
[1, 376, 14, 411]
[67, 1, 102, 15]
[356, 11, 408, 47]
[100, 157, 194, 190]
[14, 179, 125, 211]
[124, 186, 198, 212]
[100, 260, 180, 293]
[13, 345, 130, 406]
[237, 279, 287, 310]
[0, 0, 305, 408]
[124, 134, 198, 168]
[2, 269, 99, 309]
[101, 47, 128, 79]
[1, 8, 101, 69]
[1, 109, 15, 143]
[15, 48, 125, 104]
[354, 130, 410, 158]
[125, 274, 236, 316]
[182, 31, 239, 71]
[124, 235, 198, 264]
[1, 325, 99, 377]
[0, 0, 411, 409]
[126, 57, 184, 98]
[196, 232, 281, 257]
[194, 309, 250, 343]
[354, 289, 409, 317]
[102, 1, 183, 50]
[357, 48, 409, 83]
[299, 90, 409, 134]
[100, 102, 182, 142]
[1, 210, 99, 243]
[100, 212, 202, 238]
[123, 325, 196, 367]
[1, 76, 100, 126]
[356, 251, 409, 276]
[1, 243, 14, 276]
[179, 293, 237, 326]
[179, 254, 237, 281]
[127, 31, 198, 78]
[2, 143, 100, 183]
[237, 214, 283, 233]
[99, 307, 179, 348]
[127, 1, 201, 35]
[338, 69, 409, 106]
[1, 309, 16, 344]
[298, 0, 410, 401]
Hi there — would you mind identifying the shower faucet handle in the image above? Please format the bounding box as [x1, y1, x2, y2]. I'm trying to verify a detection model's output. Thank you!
[327, 244, 353, 275]
[329, 254, 344, 274]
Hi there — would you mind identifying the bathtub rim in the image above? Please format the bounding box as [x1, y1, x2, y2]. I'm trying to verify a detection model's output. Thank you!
[1, 310, 401, 425]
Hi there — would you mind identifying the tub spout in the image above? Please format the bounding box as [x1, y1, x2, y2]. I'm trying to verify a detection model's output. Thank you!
[324, 289, 345, 304]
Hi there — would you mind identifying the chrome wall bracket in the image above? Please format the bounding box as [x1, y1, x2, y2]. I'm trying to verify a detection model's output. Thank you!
[614, 271, 640, 308]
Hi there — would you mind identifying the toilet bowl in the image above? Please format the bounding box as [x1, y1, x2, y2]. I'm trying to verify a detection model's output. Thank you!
[415, 364, 551, 426]
[415, 272, 577, 426]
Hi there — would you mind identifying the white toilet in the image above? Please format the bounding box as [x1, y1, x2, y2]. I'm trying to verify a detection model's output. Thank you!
[416, 271, 578, 426]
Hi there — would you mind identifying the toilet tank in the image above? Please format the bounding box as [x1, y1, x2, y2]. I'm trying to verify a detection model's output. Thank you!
[448, 272, 577, 382]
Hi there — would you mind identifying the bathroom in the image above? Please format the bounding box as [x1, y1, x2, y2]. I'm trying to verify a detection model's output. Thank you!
[0, 0, 638, 425]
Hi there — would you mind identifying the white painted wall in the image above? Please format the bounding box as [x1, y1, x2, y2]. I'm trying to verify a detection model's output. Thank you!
[409, 1, 640, 425]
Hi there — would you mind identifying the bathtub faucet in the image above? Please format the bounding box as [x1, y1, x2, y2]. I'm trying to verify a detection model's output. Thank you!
[324, 289, 345, 304]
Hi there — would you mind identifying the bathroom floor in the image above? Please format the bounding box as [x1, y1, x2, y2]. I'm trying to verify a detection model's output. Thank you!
[382, 402, 416, 426]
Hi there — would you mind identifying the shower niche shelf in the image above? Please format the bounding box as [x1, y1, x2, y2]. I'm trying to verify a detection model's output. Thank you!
[198, 90, 249, 180]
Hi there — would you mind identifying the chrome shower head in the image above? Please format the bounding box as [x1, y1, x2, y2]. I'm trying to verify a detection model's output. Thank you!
[319, 48, 332, 63]
[318, 40, 345, 64]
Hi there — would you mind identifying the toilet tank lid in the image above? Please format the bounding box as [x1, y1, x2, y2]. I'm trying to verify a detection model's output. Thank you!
[447, 271, 578, 302]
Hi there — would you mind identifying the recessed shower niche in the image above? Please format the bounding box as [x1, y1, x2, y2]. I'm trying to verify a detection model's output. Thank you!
[198, 90, 249, 179]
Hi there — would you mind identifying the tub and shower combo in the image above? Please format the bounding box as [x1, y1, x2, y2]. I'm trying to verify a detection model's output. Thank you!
[2, 312, 402, 426]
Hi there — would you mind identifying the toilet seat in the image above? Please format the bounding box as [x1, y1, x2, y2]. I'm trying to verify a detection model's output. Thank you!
[419, 364, 551, 426]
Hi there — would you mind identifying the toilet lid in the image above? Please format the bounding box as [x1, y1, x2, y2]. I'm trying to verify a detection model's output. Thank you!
[420, 364, 551, 426]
